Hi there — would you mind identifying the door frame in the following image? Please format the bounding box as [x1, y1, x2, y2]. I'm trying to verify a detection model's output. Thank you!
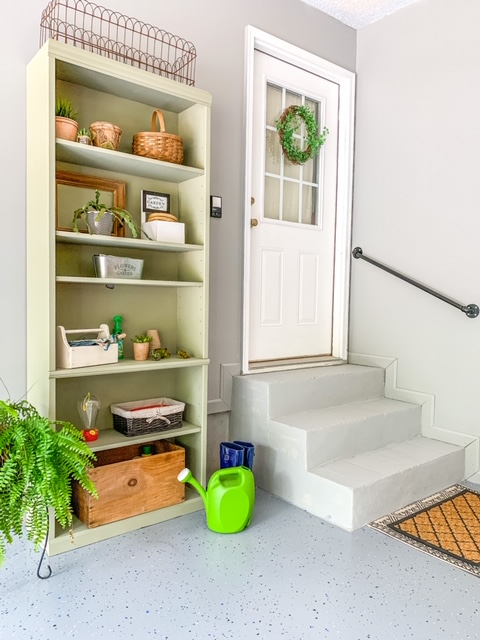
[242, 26, 356, 374]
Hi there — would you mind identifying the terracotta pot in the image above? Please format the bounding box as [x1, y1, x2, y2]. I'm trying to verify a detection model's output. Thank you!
[89, 121, 122, 150]
[55, 116, 78, 142]
[133, 342, 150, 361]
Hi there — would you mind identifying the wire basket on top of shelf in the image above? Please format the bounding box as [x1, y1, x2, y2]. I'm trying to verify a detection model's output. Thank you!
[40, 0, 197, 85]
[111, 397, 185, 437]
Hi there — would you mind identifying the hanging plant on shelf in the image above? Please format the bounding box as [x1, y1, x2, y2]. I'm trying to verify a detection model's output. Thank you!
[275, 105, 328, 165]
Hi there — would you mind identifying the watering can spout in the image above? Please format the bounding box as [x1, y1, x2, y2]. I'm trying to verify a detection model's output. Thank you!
[177, 468, 207, 509]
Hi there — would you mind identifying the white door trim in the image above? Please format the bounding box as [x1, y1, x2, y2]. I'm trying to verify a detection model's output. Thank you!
[242, 26, 356, 374]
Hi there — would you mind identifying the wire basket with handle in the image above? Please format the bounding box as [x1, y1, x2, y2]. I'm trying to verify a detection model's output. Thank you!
[132, 109, 184, 164]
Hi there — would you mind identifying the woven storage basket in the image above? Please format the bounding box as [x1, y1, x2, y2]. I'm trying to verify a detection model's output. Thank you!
[111, 397, 185, 437]
[132, 110, 184, 164]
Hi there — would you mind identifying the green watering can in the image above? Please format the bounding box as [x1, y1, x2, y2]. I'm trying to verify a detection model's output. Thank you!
[177, 466, 255, 534]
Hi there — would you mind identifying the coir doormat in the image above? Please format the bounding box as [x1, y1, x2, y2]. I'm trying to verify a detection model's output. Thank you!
[369, 484, 480, 577]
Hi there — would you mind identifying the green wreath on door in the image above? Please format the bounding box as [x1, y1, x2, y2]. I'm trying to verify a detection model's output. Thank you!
[276, 105, 328, 165]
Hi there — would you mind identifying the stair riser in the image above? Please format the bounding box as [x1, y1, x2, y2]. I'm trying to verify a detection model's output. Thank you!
[306, 405, 422, 468]
[350, 448, 465, 530]
[231, 366, 386, 420]
[301, 449, 465, 531]
[268, 367, 386, 417]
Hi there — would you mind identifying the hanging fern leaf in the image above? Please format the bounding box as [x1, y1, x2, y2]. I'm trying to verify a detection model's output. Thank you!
[0, 399, 98, 567]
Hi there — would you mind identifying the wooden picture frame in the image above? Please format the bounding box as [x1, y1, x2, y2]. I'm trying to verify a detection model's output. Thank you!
[56, 171, 127, 237]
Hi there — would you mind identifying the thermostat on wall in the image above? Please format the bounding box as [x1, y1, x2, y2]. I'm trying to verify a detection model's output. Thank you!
[210, 195, 222, 218]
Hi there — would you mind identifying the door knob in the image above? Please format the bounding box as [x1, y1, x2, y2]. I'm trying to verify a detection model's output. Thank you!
[251, 218, 258, 228]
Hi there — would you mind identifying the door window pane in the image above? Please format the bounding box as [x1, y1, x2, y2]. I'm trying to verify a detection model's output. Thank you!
[265, 129, 281, 175]
[264, 176, 280, 220]
[303, 156, 316, 183]
[283, 181, 299, 223]
[286, 90, 302, 107]
[266, 84, 282, 126]
[302, 185, 317, 225]
[284, 156, 301, 180]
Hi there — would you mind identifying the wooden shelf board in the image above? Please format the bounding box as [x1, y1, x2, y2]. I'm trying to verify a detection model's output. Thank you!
[53, 41, 212, 112]
[56, 139, 204, 182]
[55, 230, 203, 253]
[56, 276, 203, 287]
[50, 357, 209, 379]
[87, 422, 201, 452]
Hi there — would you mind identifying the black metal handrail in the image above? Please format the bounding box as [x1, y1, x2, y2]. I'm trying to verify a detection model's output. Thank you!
[352, 247, 479, 319]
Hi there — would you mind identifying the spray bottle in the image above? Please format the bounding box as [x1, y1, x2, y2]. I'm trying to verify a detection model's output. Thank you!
[113, 315, 125, 360]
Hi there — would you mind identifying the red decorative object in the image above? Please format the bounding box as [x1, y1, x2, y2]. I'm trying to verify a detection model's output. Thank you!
[83, 428, 99, 442]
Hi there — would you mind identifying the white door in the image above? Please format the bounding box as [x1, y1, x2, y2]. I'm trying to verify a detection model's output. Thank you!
[243, 28, 355, 374]
[249, 50, 339, 364]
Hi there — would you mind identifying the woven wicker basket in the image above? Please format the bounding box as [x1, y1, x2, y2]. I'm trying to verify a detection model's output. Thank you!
[110, 397, 185, 437]
[132, 110, 184, 164]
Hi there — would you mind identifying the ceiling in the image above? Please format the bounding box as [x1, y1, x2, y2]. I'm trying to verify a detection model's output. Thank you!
[300, 0, 420, 29]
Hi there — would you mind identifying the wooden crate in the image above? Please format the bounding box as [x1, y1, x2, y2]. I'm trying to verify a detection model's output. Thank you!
[72, 441, 185, 528]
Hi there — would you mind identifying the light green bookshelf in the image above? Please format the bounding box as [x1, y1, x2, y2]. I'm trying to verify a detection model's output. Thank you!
[26, 40, 211, 555]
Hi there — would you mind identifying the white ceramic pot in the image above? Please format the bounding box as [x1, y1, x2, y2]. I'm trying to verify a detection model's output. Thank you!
[87, 210, 114, 236]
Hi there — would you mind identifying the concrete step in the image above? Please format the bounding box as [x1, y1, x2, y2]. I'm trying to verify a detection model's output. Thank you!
[275, 397, 422, 468]
[310, 436, 465, 530]
[233, 364, 386, 419]
[230, 363, 468, 531]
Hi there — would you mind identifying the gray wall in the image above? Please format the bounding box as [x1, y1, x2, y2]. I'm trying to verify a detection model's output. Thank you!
[352, 0, 480, 439]
[0, 0, 355, 402]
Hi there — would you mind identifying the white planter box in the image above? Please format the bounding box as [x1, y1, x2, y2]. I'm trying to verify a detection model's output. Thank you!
[56, 324, 118, 369]
[142, 221, 185, 244]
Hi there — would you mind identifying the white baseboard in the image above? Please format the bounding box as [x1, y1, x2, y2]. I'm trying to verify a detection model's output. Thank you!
[207, 363, 241, 415]
[348, 352, 479, 477]
[466, 471, 480, 484]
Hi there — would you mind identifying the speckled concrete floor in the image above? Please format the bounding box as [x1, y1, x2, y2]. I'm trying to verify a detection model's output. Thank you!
[1, 489, 479, 640]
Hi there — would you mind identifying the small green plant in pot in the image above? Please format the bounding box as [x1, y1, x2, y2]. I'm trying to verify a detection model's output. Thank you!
[0, 398, 98, 571]
[72, 190, 141, 238]
[55, 98, 79, 142]
[77, 127, 91, 145]
[132, 334, 153, 361]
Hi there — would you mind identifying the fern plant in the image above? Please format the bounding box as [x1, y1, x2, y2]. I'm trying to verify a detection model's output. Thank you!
[0, 398, 98, 567]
